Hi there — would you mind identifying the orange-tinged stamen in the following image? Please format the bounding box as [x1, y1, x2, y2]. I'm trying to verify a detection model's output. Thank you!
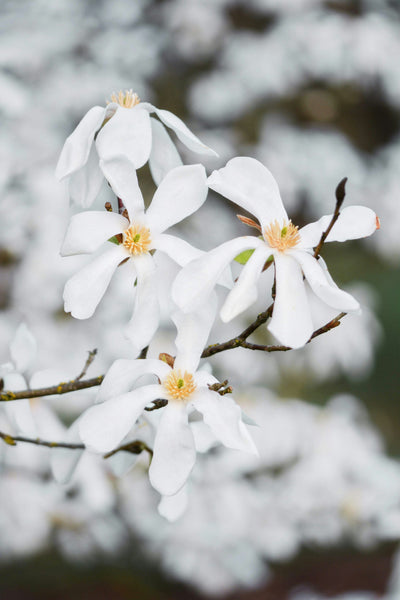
[264, 219, 300, 252]
[122, 223, 152, 255]
[107, 89, 140, 108]
[163, 369, 197, 401]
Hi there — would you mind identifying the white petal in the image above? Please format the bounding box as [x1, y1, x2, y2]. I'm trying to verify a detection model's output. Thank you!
[106, 449, 139, 477]
[143, 103, 217, 156]
[291, 250, 360, 312]
[61, 211, 128, 256]
[151, 233, 203, 266]
[149, 402, 195, 496]
[173, 294, 218, 373]
[172, 236, 263, 313]
[124, 254, 160, 355]
[4, 399, 36, 437]
[68, 144, 104, 208]
[95, 106, 151, 169]
[100, 156, 145, 220]
[148, 117, 183, 186]
[193, 388, 258, 454]
[79, 384, 162, 453]
[190, 421, 218, 453]
[145, 164, 207, 235]
[299, 206, 379, 249]
[63, 244, 127, 319]
[56, 106, 106, 179]
[10, 323, 37, 373]
[208, 157, 288, 227]
[51, 419, 83, 484]
[268, 252, 314, 349]
[158, 484, 188, 522]
[97, 358, 170, 404]
[220, 245, 270, 322]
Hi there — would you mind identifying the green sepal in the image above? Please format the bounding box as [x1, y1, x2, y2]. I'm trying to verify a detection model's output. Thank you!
[108, 236, 120, 245]
[234, 249, 255, 265]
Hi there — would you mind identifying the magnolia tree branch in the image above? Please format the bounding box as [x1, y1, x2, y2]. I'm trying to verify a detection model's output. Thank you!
[313, 176, 347, 259]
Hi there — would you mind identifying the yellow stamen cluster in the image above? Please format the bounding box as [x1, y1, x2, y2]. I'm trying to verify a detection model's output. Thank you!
[123, 223, 152, 255]
[263, 219, 300, 252]
[108, 89, 140, 108]
[163, 369, 197, 401]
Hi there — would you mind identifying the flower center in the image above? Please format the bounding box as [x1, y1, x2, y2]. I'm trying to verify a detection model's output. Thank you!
[163, 369, 197, 401]
[263, 220, 300, 252]
[122, 223, 152, 255]
[107, 89, 140, 108]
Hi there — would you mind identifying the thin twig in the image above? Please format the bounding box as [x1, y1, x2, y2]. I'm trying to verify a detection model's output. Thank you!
[313, 177, 347, 259]
[0, 376, 104, 402]
[74, 349, 97, 382]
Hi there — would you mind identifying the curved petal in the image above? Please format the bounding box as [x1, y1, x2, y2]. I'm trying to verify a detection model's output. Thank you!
[4, 399, 36, 437]
[268, 252, 314, 349]
[145, 164, 207, 235]
[208, 157, 288, 227]
[151, 233, 203, 266]
[220, 245, 271, 322]
[95, 106, 151, 169]
[56, 106, 106, 179]
[63, 244, 127, 319]
[79, 384, 162, 453]
[51, 419, 84, 484]
[143, 103, 217, 157]
[290, 250, 360, 312]
[149, 402, 195, 496]
[124, 254, 160, 355]
[158, 484, 188, 522]
[100, 156, 145, 220]
[148, 117, 183, 186]
[68, 144, 104, 208]
[10, 323, 36, 373]
[97, 358, 171, 404]
[172, 236, 264, 313]
[192, 388, 258, 454]
[61, 211, 128, 256]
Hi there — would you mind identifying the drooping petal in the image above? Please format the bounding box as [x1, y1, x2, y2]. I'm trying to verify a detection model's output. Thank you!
[220, 245, 271, 322]
[148, 117, 183, 186]
[10, 323, 37, 373]
[68, 144, 105, 208]
[56, 106, 106, 180]
[158, 484, 189, 522]
[51, 419, 84, 484]
[290, 249, 360, 312]
[208, 157, 288, 227]
[173, 293, 218, 373]
[61, 211, 128, 256]
[268, 252, 314, 349]
[151, 233, 203, 266]
[63, 244, 127, 319]
[95, 106, 152, 169]
[299, 206, 379, 249]
[97, 358, 171, 404]
[100, 156, 145, 220]
[79, 384, 162, 453]
[149, 402, 196, 496]
[192, 388, 258, 454]
[172, 236, 263, 313]
[124, 254, 160, 355]
[145, 164, 207, 235]
[142, 103, 217, 156]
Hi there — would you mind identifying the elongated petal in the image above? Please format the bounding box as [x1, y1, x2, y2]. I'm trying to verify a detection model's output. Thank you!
[125, 254, 160, 355]
[172, 236, 263, 313]
[68, 145, 104, 208]
[56, 106, 106, 179]
[220, 245, 271, 322]
[142, 103, 217, 156]
[145, 164, 207, 235]
[290, 250, 360, 311]
[61, 211, 128, 256]
[149, 402, 195, 496]
[148, 117, 183, 185]
[63, 244, 127, 319]
[151, 233, 203, 266]
[4, 399, 36, 437]
[173, 293, 217, 373]
[97, 358, 171, 404]
[95, 106, 151, 169]
[51, 419, 83, 484]
[100, 156, 145, 220]
[10, 323, 36, 373]
[193, 388, 258, 454]
[208, 157, 288, 227]
[268, 252, 314, 349]
[79, 384, 162, 453]
[299, 206, 379, 249]
[158, 484, 188, 522]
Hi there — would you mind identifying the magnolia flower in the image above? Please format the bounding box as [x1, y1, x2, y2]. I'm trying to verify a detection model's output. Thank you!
[56, 89, 217, 207]
[62, 160, 208, 354]
[172, 157, 379, 349]
[79, 302, 258, 497]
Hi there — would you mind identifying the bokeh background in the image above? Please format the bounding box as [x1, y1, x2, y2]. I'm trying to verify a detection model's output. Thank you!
[0, 0, 399, 598]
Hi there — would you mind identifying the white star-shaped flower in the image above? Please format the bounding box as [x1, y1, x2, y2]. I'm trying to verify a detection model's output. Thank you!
[79, 301, 257, 497]
[172, 157, 379, 349]
[61, 160, 208, 355]
[56, 89, 217, 207]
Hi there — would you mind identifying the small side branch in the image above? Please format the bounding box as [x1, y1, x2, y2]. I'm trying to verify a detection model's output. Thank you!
[74, 349, 97, 382]
[313, 177, 347, 259]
